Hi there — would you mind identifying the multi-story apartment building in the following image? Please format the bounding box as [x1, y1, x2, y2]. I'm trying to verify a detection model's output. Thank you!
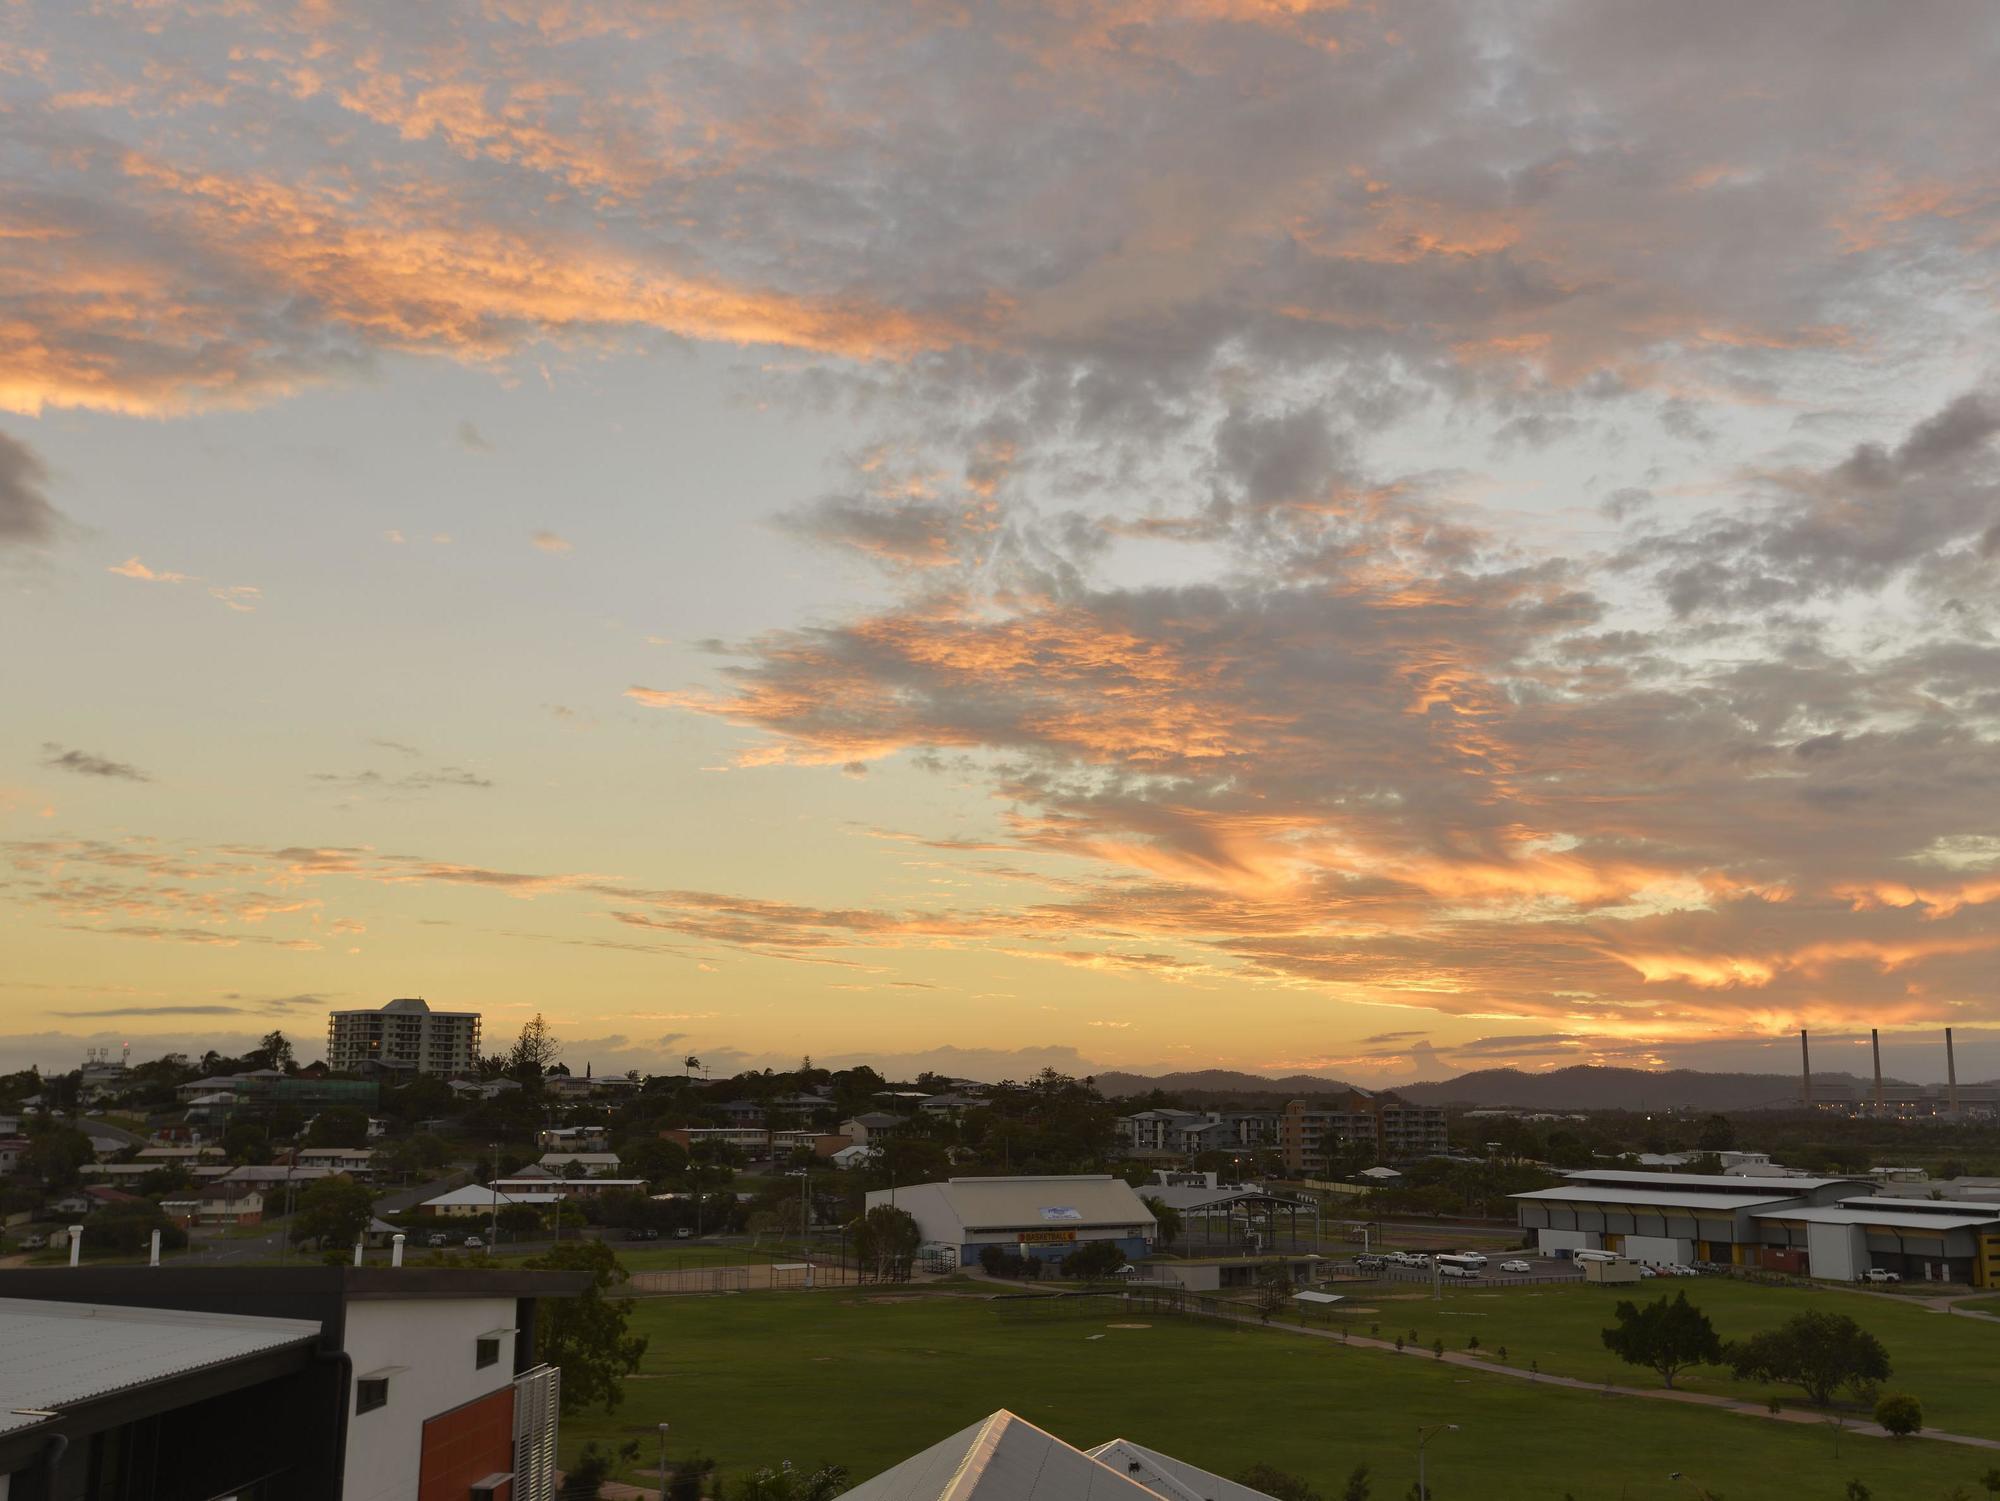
[327, 996, 482, 1076]
[1278, 1091, 1448, 1173]
[1116, 1109, 1278, 1159]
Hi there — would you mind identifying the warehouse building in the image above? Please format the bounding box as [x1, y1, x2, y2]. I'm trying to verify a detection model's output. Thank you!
[1750, 1197, 2000, 1285]
[866, 1175, 1156, 1267]
[1511, 1168, 1871, 1267]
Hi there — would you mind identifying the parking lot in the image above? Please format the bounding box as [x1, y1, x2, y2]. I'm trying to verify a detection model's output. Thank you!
[1325, 1252, 1584, 1288]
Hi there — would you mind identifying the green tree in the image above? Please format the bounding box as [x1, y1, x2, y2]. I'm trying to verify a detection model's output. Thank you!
[1695, 1114, 1736, 1152]
[522, 1240, 648, 1413]
[1726, 1311, 1891, 1407]
[1340, 1465, 1370, 1501]
[221, 1119, 271, 1163]
[305, 1106, 373, 1148]
[1061, 1239, 1127, 1280]
[496, 1203, 545, 1238]
[1600, 1291, 1724, 1389]
[19, 1126, 95, 1190]
[251, 1030, 296, 1072]
[560, 1439, 640, 1500]
[510, 1014, 563, 1089]
[732, 1462, 849, 1501]
[87, 1200, 189, 1256]
[1236, 1465, 1320, 1501]
[290, 1175, 376, 1248]
[669, 1456, 718, 1501]
[1141, 1194, 1182, 1247]
[852, 1203, 920, 1282]
[1872, 1392, 1922, 1437]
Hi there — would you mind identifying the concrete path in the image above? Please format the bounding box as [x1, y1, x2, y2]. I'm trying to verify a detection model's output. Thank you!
[1205, 1307, 2000, 1453]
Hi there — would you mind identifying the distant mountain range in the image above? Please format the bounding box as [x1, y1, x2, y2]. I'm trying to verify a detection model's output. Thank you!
[1093, 1064, 1991, 1112]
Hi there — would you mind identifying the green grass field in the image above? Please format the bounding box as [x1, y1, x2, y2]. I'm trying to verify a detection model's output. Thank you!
[1296, 1277, 2000, 1439]
[561, 1289, 2000, 1501]
[1951, 1294, 2000, 1318]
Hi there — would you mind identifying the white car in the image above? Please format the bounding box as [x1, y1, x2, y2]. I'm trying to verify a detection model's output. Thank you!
[1500, 1259, 1531, 1273]
[1637, 1265, 1659, 1277]
[1667, 1264, 1699, 1277]
[1440, 1264, 1478, 1279]
[1864, 1268, 1901, 1283]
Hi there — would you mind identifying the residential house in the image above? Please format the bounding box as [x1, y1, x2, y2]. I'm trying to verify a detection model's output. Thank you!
[841, 1112, 904, 1145]
[534, 1151, 622, 1177]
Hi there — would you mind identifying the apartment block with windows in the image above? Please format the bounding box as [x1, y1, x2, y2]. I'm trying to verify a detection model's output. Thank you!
[1278, 1091, 1448, 1172]
[327, 996, 482, 1076]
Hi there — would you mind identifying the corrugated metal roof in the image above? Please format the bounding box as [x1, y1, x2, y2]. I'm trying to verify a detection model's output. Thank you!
[1513, 1186, 1806, 1211]
[1084, 1439, 1281, 1501]
[0, 1298, 319, 1438]
[845, 1411, 1159, 1501]
[1752, 1205, 2000, 1230]
[1564, 1170, 1859, 1191]
[941, 1176, 1157, 1231]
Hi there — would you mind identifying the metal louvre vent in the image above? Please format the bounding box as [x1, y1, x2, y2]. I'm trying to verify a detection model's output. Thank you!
[512, 1362, 562, 1501]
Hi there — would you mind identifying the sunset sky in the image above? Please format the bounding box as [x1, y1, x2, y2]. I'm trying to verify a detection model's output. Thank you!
[5, 2, 2000, 1086]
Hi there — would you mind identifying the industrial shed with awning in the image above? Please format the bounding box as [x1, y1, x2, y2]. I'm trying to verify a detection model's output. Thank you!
[1751, 1198, 2000, 1285]
[867, 1175, 1157, 1267]
[1510, 1169, 1872, 1267]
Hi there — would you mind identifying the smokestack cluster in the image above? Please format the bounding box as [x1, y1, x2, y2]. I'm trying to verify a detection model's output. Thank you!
[1872, 1029, 1884, 1109]
[1947, 1027, 1960, 1117]
[1800, 1028, 1812, 1109]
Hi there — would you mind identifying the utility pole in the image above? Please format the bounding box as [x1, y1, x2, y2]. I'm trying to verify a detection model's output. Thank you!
[488, 1141, 499, 1251]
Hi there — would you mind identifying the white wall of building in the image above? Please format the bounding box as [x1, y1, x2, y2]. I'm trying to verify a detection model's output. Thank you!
[1624, 1235, 1692, 1266]
[1536, 1228, 1595, 1254]
[340, 1297, 520, 1501]
[1806, 1223, 1867, 1282]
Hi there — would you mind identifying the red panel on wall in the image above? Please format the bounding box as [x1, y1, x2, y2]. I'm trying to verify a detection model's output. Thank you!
[419, 1384, 516, 1501]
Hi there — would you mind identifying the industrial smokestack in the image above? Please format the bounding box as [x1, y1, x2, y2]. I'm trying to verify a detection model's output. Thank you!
[1872, 1029, 1884, 1110]
[1947, 1027, 1960, 1117]
[1801, 1029, 1812, 1109]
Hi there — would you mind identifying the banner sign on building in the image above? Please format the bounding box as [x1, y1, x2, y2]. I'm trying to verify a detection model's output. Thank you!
[1018, 1229, 1077, 1245]
[1038, 1206, 1082, 1222]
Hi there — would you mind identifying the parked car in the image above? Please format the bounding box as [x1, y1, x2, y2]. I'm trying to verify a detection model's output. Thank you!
[1667, 1264, 1699, 1277]
[426, 1232, 450, 1248]
[1453, 1251, 1488, 1267]
[1637, 1265, 1659, 1277]
[674, 1228, 693, 1239]
[1864, 1268, 1902, 1283]
[463, 1235, 483, 1249]
[1440, 1264, 1479, 1279]
[1354, 1254, 1385, 1271]
[17, 1233, 45, 1250]
[637, 1228, 661, 1241]
[1500, 1259, 1531, 1273]
[1408, 1253, 1432, 1266]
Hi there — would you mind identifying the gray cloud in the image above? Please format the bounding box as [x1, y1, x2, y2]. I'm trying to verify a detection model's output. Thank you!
[42, 743, 151, 782]
[0, 431, 62, 543]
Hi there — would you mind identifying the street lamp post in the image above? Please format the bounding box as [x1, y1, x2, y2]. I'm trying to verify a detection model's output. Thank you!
[657, 1422, 671, 1501]
[488, 1141, 499, 1252]
[1416, 1423, 1458, 1501]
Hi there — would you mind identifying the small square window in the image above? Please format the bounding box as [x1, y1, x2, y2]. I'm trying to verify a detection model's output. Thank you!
[355, 1377, 389, 1414]
[475, 1337, 500, 1369]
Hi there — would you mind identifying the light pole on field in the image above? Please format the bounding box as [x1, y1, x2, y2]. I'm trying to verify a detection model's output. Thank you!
[657, 1421, 671, 1500]
[488, 1141, 499, 1251]
[1415, 1423, 1457, 1501]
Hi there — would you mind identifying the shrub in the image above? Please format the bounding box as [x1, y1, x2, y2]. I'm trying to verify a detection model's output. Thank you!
[1873, 1392, 1922, 1438]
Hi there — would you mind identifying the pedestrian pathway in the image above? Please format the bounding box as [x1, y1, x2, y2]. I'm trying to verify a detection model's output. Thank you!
[1203, 1306, 2000, 1453]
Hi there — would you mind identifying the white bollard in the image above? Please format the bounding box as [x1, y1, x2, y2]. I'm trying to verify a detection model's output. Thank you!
[68, 1225, 83, 1267]
[353, 1240, 365, 1267]
[391, 1233, 405, 1267]
[149, 1229, 161, 1267]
